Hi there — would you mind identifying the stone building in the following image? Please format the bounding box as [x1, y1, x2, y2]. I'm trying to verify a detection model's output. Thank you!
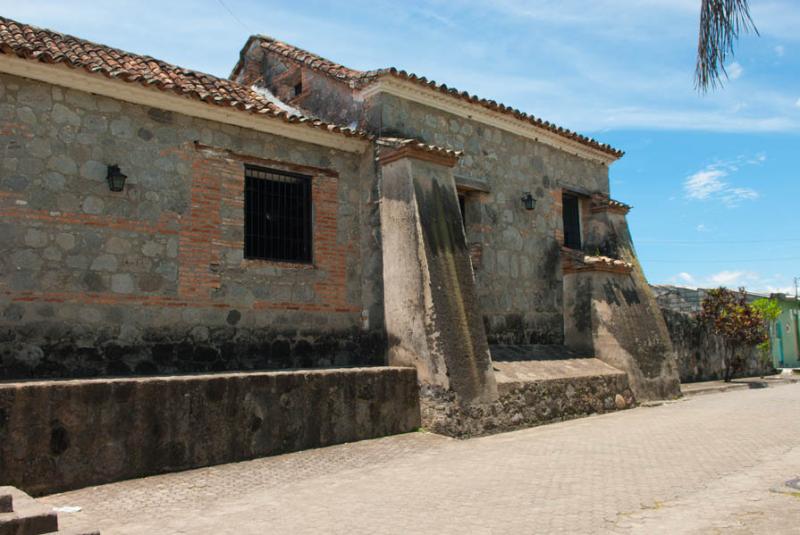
[0, 12, 679, 468]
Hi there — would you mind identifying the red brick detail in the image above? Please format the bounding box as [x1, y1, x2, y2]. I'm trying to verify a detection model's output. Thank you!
[1, 144, 357, 315]
[177, 156, 231, 298]
[309, 173, 353, 310]
[468, 242, 482, 270]
[184, 147, 356, 311]
[1, 289, 361, 313]
[0, 201, 180, 235]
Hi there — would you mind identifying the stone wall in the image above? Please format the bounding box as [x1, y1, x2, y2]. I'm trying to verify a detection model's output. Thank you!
[0, 367, 420, 495]
[0, 73, 385, 379]
[563, 269, 681, 400]
[661, 308, 774, 382]
[247, 47, 614, 346]
[420, 370, 633, 437]
[372, 93, 610, 346]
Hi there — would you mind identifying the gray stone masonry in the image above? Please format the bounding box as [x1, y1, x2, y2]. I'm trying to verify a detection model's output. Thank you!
[373, 93, 608, 345]
[0, 367, 420, 496]
[0, 73, 385, 379]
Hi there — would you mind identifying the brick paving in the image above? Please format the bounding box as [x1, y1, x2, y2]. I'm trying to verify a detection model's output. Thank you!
[42, 383, 800, 534]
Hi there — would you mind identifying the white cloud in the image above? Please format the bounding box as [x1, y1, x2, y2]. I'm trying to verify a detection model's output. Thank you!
[696, 224, 710, 232]
[726, 62, 743, 80]
[668, 270, 765, 290]
[709, 270, 748, 285]
[683, 155, 764, 207]
[667, 271, 798, 295]
[4, 0, 799, 137]
[721, 187, 759, 207]
[775, 45, 785, 57]
[685, 169, 727, 200]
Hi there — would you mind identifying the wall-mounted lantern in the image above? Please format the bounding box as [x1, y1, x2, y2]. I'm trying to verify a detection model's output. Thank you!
[106, 165, 128, 192]
[521, 192, 536, 211]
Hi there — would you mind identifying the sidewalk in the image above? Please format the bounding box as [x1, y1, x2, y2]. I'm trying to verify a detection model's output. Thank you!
[680, 370, 799, 397]
[42, 382, 800, 534]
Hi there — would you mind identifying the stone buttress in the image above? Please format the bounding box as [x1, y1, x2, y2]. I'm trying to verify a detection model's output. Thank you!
[563, 198, 681, 401]
[377, 139, 499, 432]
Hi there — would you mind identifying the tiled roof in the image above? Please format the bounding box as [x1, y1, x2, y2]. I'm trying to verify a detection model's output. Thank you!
[582, 255, 633, 270]
[0, 17, 368, 141]
[376, 137, 462, 160]
[561, 248, 633, 275]
[241, 35, 623, 159]
[590, 196, 632, 214]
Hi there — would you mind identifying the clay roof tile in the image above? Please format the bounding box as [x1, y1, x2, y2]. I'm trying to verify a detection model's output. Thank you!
[0, 16, 370, 143]
[247, 37, 621, 155]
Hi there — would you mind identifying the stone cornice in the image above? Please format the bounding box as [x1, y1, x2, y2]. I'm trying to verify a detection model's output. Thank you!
[359, 77, 620, 166]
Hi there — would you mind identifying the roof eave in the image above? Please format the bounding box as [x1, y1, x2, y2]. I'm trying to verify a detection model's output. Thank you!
[358, 74, 622, 165]
[0, 53, 370, 153]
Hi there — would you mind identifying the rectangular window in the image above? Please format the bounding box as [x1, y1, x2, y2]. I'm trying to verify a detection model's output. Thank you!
[244, 165, 312, 263]
[562, 192, 582, 250]
[458, 193, 467, 228]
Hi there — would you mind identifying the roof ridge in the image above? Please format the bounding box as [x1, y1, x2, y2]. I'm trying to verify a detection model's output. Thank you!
[0, 16, 371, 143]
[253, 35, 365, 82]
[0, 16, 213, 81]
[243, 35, 622, 158]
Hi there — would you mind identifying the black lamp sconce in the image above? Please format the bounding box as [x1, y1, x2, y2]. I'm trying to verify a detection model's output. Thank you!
[106, 165, 128, 192]
[521, 192, 536, 211]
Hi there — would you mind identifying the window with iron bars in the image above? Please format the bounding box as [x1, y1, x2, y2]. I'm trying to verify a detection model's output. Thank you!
[244, 165, 312, 263]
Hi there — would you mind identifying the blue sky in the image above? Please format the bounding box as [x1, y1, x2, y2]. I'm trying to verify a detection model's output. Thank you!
[4, 0, 798, 293]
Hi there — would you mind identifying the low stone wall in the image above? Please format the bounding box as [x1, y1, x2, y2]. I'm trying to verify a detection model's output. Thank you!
[0, 367, 420, 496]
[661, 308, 775, 382]
[420, 371, 633, 438]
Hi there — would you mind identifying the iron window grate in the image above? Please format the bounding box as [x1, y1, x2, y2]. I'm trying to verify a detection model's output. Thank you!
[244, 165, 312, 263]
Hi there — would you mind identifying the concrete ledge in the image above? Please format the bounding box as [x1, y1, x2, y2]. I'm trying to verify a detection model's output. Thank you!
[0, 367, 420, 496]
[0, 485, 58, 534]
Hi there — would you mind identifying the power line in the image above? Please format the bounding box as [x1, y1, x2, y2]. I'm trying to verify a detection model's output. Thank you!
[637, 237, 800, 245]
[216, 0, 251, 33]
[645, 256, 800, 264]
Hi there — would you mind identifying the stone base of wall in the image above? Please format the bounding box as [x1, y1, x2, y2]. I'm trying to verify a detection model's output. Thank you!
[0, 318, 387, 380]
[420, 359, 634, 437]
[0, 367, 420, 496]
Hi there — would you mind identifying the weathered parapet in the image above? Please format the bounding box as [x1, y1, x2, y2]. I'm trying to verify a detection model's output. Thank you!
[0, 366, 420, 496]
[564, 201, 681, 401]
[378, 139, 498, 432]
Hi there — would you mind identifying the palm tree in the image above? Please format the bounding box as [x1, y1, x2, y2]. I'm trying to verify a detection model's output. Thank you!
[695, 0, 759, 92]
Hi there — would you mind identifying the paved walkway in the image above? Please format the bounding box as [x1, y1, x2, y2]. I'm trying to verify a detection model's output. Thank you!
[680, 373, 798, 397]
[43, 384, 800, 534]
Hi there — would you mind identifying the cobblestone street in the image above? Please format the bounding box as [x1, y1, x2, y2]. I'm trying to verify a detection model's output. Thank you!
[43, 384, 800, 534]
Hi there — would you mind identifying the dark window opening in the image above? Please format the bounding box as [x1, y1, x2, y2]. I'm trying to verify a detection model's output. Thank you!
[458, 193, 466, 228]
[562, 192, 581, 250]
[293, 82, 303, 96]
[244, 165, 312, 263]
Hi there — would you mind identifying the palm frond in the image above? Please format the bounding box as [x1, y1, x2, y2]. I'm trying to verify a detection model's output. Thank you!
[695, 0, 759, 92]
